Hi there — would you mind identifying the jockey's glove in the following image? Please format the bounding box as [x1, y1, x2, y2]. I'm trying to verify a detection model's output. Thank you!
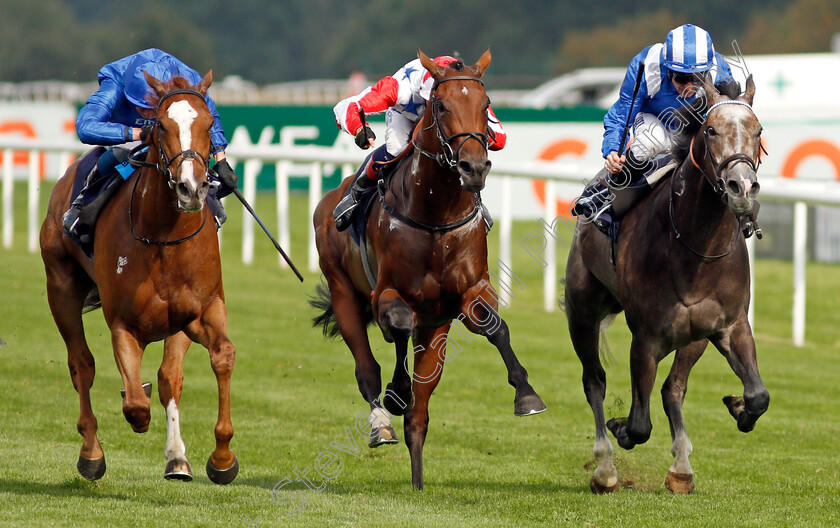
[213, 159, 238, 198]
[355, 125, 375, 149]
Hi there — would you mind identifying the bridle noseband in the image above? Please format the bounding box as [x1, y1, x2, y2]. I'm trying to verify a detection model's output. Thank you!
[412, 76, 492, 169]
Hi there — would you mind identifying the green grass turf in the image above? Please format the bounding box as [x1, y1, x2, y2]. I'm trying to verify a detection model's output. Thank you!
[0, 181, 838, 527]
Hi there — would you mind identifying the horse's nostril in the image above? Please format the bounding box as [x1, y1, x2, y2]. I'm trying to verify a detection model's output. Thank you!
[728, 180, 741, 194]
[458, 160, 473, 174]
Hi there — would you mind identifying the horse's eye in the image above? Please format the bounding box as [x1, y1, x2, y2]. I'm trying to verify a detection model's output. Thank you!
[707, 126, 717, 137]
[434, 100, 446, 113]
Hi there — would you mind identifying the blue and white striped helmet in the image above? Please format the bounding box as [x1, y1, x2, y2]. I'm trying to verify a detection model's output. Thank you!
[662, 24, 716, 73]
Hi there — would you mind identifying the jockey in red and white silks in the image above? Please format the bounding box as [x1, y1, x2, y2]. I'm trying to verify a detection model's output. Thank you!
[334, 55, 506, 159]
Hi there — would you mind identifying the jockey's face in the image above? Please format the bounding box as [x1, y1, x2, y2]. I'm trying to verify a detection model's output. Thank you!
[670, 71, 699, 98]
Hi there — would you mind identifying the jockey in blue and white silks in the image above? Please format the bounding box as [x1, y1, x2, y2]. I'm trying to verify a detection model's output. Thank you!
[573, 24, 736, 236]
[65, 48, 239, 242]
[602, 24, 733, 165]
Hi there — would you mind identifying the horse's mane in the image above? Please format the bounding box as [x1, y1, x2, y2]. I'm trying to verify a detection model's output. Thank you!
[670, 79, 742, 163]
[145, 75, 195, 108]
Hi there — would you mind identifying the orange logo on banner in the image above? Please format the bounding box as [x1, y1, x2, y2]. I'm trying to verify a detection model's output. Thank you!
[780, 139, 840, 180]
[0, 120, 46, 177]
[531, 139, 587, 217]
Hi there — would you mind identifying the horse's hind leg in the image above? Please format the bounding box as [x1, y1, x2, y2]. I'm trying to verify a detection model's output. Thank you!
[459, 278, 546, 416]
[661, 339, 708, 494]
[158, 332, 193, 481]
[44, 258, 104, 480]
[404, 323, 449, 490]
[711, 316, 769, 432]
[327, 275, 396, 447]
[186, 298, 238, 484]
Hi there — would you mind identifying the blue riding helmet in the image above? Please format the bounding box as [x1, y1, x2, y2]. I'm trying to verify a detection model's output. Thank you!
[124, 54, 185, 109]
[662, 24, 716, 73]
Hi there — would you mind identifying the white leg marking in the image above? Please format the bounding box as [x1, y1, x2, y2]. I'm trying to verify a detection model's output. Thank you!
[164, 398, 187, 462]
[369, 407, 391, 430]
[167, 100, 198, 192]
[593, 435, 619, 487]
[669, 431, 693, 475]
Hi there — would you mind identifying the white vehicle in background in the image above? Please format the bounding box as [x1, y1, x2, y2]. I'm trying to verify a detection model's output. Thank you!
[515, 67, 625, 109]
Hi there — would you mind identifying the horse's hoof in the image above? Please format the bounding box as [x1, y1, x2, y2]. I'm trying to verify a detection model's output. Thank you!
[164, 458, 194, 481]
[589, 476, 619, 494]
[206, 455, 239, 485]
[665, 471, 695, 494]
[606, 417, 637, 450]
[369, 424, 399, 448]
[77, 455, 106, 481]
[514, 392, 547, 416]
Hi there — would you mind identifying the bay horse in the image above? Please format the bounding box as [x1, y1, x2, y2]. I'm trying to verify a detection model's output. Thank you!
[564, 75, 769, 494]
[40, 72, 239, 484]
[312, 49, 546, 489]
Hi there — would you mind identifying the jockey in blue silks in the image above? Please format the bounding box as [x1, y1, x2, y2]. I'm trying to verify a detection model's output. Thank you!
[572, 24, 734, 234]
[64, 48, 239, 243]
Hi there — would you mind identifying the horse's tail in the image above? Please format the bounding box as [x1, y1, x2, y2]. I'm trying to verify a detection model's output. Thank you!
[82, 287, 102, 314]
[309, 281, 375, 339]
[559, 276, 616, 366]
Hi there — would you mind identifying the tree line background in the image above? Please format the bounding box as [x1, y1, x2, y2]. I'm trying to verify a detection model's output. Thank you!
[2, 0, 838, 87]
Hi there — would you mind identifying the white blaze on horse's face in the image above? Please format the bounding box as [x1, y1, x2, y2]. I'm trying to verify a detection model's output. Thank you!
[167, 100, 199, 192]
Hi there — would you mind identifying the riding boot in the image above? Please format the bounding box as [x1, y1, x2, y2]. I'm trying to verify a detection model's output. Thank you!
[63, 175, 125, 245]
[333, 171, 378, 231]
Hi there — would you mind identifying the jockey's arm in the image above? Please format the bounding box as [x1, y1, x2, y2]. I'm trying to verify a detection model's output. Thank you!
[487, 106, 506, 150]
[76, 79, 134, 146]
[334, 76, 400, 137]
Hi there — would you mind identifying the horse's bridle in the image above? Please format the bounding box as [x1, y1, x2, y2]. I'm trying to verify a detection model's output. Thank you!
[126, 88, 210, 245]
[671, 99, 761, 259]
[412, 76, 492, 169]
[129, 89, 210, 189]
[690, 100, 760, 197]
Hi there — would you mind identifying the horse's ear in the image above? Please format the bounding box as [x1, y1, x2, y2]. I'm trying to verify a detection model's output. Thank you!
[418, 49, 442, 79]
[198, 70, 213, 97]
[698, 71, 720, 107]
[741, 74, 755, 105]
[472, 48, 492, 77]
[143, 70, 167, 97]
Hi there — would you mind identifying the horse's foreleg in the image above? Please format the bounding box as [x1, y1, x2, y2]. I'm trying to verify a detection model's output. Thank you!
[459, 280, 545, 416]
[711, 317, 769, 433]
[111, 326, 150, 434]
[404, 324, 448, 490]
[608, 336, 663, 449]
[158, 332, 193, 481]
[45, 263, 104, 480]
[186, 299, 238, 484]
[661, 339, 707, 494]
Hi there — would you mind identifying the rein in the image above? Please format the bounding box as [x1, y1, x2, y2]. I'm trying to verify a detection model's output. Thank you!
[376, 179, 482, 233]
[126, 88, 210, 245]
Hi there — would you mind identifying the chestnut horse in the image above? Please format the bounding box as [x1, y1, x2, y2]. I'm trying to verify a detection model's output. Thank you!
[312, 50, 545, 489]
[565, 76, 769, 493]
[40, 72, 239, 484]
